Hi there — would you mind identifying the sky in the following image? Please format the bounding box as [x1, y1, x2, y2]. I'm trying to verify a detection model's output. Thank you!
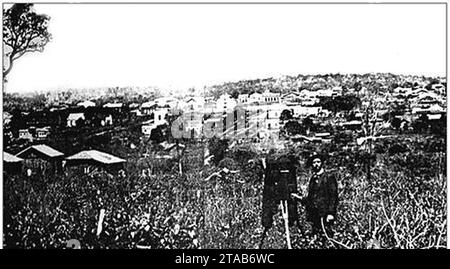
[3, 3, 447, 93]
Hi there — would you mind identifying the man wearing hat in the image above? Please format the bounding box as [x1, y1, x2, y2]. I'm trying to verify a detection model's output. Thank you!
[293, 152, 338, 235]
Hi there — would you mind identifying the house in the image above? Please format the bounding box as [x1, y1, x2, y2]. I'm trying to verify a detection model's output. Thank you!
[154, 108, 168, 125]
[3, 152, 23, 174]
[316, 89, 334, 98]
[77, 100, 96, 108]
[102, 115, 113, 126]
[141, 101, 157, 115]
[216, 93, 237, 112]
[299, 89, 316, 98]
[129, 103, 140, 109]
[3, 111, 12, 126]
[67, 113, 85, 127]
[261, 90, 280, 104]
[288, 105, 321, 117]
[249, 92, 263, 104]
[103, 103, 123, 109]
[300, 97, 320, 106]
[238, 94, 250, 104]
[16, 144, 64, 175]
[184, 97, 205, 111]
[427, 114, 443, 121]
[331, 87, 343, 97]
[281, 92, 301, 104]
[65, 150, 125, 174]
[36, 127, 51, 141]
[18, 129, 33, 141]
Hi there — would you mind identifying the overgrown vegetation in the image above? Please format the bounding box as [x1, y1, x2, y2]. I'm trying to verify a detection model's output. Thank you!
[3, 133, 446, 249]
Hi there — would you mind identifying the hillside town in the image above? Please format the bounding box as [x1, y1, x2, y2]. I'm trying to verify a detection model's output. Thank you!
[3, 73, 446, 170]
[3, 72, 447, 249]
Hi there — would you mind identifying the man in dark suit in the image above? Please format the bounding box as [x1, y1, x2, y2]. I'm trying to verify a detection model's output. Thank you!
[293, 153, 338, 235]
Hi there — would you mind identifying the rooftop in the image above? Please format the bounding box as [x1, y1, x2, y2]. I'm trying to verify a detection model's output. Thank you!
[4, 152, 24, 163]
[17, 144, 64, 159]
[66, 150, 125, 164]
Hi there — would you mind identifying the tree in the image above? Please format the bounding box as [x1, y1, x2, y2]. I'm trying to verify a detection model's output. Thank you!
[280, 109, 293, 121]
[391, 117, 401, 130]
[284, 120, 302, 136]
[150, 124, 167, 143]
[208, 137, 229, 165]
[3, 4, 51, 80]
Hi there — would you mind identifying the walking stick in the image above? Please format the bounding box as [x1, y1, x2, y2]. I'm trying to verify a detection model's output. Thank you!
[280, 200, 292, 249]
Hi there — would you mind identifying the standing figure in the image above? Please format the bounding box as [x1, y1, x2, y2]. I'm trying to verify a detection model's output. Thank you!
[296, 153, 338, 235]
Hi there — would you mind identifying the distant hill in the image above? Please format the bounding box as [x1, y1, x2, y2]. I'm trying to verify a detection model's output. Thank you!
[204, 73, 444, 99]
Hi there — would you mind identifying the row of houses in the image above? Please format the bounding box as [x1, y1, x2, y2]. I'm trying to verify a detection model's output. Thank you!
[3, 144, 125, 176]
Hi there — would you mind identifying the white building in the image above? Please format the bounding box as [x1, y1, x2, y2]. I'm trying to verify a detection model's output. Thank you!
[238, 94, 250, 104]
[77, 100, 96, 108]
[103, 103, 123, 109]
[216, 93, 237, 112]
[261, 90, 281, 104]
[154, 108, 168, 125]
[184, 97, 205, 111]
[288, 105, 321, 117]
[249, 92, 263, 104]
[67, 113, 85, 127]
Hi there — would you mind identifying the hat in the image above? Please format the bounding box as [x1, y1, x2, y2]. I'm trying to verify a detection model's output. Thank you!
[306, 152, 325, 167]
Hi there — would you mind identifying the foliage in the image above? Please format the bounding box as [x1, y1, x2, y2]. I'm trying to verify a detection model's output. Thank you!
[207, 137, 229, 166]
[280, 109, 293, 121]
[3, 3, 51, 79]
[2, 131, 446, 249]
[284, 121, 303, 136]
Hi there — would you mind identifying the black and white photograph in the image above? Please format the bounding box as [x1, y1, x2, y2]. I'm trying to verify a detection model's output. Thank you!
[1, 1, 447, 250]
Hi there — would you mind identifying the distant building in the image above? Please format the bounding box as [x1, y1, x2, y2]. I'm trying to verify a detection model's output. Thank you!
[36, 127, 51, 141]
[3, 112, 12, 126]
[154, 108, 168, 125]
[184, 97, 205, 111]
[65, 150, 125, 174]
[67, 113, 85, 127]
[288, 105, 321, 117]
[16, 144, 64, 175]
[216, 93, 237, 112]
[238, 94, 250, 104]
[281, 92, 301, 104]
[77, 100, 96, 108]
[249, 92, 263, 104]
[101, 115, 113, 126]
[141, 101, 157, 115]
[18, 129, 33, 141]
[103, 103, 123, 109]
[3, 152, 23, 174]
[261, 90, 280, 104]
